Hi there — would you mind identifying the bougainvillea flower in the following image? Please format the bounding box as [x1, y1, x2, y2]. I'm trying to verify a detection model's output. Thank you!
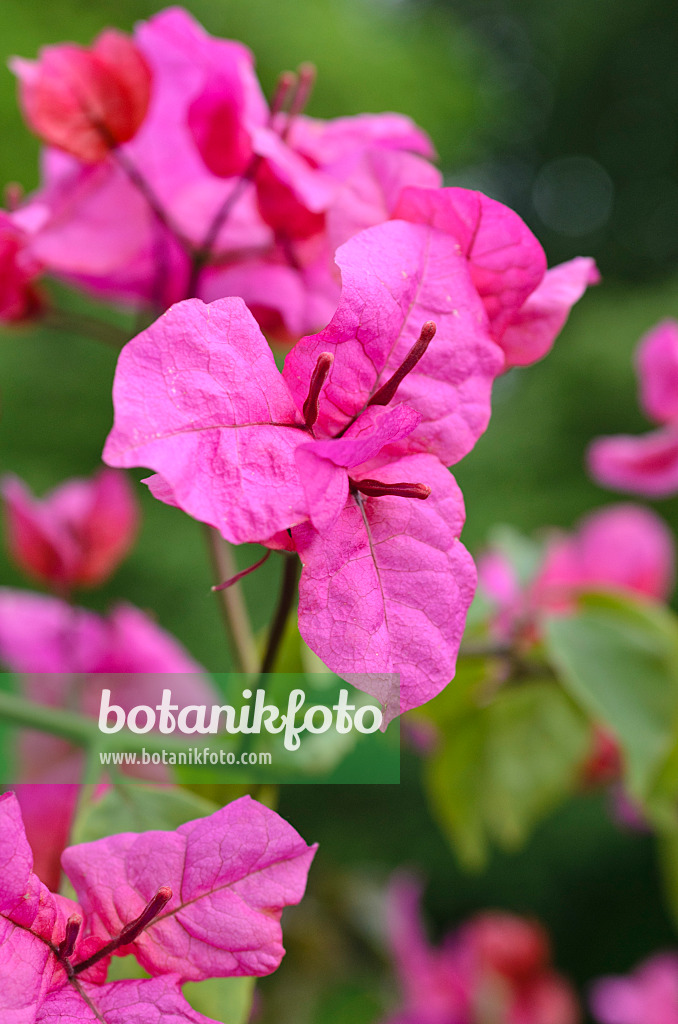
[103, 283, 486, 716]
[392, 186, 599, 368]
[2, 468, 138, 592]
[13, 7, 438, 323]
[478, 504, 675, 642]
[11, 30, 152, 162]
[0, 209, 42, 322]
[591, 953, 678, 1024]
[0, 790, 315, 1020]
[588, 320, 678, 497]
[383, 873, 580, 1024]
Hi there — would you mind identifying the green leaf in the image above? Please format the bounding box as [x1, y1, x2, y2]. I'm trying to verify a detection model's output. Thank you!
[544, 592, 678, 799]
[184, 977, 256, 1024]
[70, 783, 219, 846]
[424, 681, 588, 869]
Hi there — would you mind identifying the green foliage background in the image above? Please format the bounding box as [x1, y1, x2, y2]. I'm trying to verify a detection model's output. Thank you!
[2, 1, 678, 1021]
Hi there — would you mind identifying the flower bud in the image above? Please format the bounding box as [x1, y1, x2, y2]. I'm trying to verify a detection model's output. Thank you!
[10, 30, 152, 162]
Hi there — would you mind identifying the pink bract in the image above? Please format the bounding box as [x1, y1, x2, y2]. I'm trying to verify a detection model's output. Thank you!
[383, 873, 580, 1024]
[393, 187, 599, 368]
[64, 794, 317, 981]
[591, 953, 678, 1024]
[0, 589, 212, 890]
[533, 504, 675, 610]
[283, 218, 503, 467]
[2, 468, 138, 592]
[293, 454, 476, 722]
[588, 320, 678, 497]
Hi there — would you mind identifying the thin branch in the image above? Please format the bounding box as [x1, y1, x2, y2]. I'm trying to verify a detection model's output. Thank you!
[260, 553, 301, 674]
[203, 524, 259, 674]
[40, 306, 131, 350]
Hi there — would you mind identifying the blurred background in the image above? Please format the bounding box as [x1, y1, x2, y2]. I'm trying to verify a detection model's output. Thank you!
[2, 0, 678, 1020]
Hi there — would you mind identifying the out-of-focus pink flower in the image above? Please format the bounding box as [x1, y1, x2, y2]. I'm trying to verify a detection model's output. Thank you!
[0, 209, 42, 321]
[0, 588, 212, 889]
[478, 504, 675, 645]
[15, 7, 438, 323]
[11, 30, 152, 162]
[588, 320, 678, 497]
[533, 504, 674, 611]
[591, 953, 678, 1024]
[383, 874, 579, 1024]
[2, 468, 139, 593]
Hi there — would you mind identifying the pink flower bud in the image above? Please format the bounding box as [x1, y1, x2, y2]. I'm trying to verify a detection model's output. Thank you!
[2, 468, 138, 592]
[0, 211, 42, 323]
[10, 30, 152, 162]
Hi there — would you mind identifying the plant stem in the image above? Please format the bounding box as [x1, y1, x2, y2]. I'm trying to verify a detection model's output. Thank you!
[457, 639, 516, 660]
[0, 689, 99, 745]
[41, 307, 131, 350]
[187, 154, 263, 297]
[0, 688, 226, 756]
[260, 553, 301, 673]
[113, 149, 194, 254]
[203, 525, 259, 674]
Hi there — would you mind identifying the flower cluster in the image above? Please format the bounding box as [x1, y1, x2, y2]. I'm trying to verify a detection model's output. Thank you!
[1, 7, 598, 720]
[0, 790, 315, 1022]
[102, 186, 596, 719]
[591, 953, 678, 1024]
[6, 7, 438, 331]
[382, 873, 579, 1024]
[2, 468, 138, 594]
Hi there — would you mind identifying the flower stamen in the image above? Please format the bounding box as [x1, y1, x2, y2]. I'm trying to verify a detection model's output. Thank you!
[351, 478, 431, 500]
[303, 351, 334, 430]
[368, 321, 436, 407]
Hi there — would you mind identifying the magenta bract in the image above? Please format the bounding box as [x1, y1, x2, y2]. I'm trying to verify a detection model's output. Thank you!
[591, 953, 678, 1024]
[393, 186, 599, 368]
[293, 455, 475, 721]
[11, 30, 152, 163]
[283, 217, 503, 467]
[589, 320, 678, 497]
